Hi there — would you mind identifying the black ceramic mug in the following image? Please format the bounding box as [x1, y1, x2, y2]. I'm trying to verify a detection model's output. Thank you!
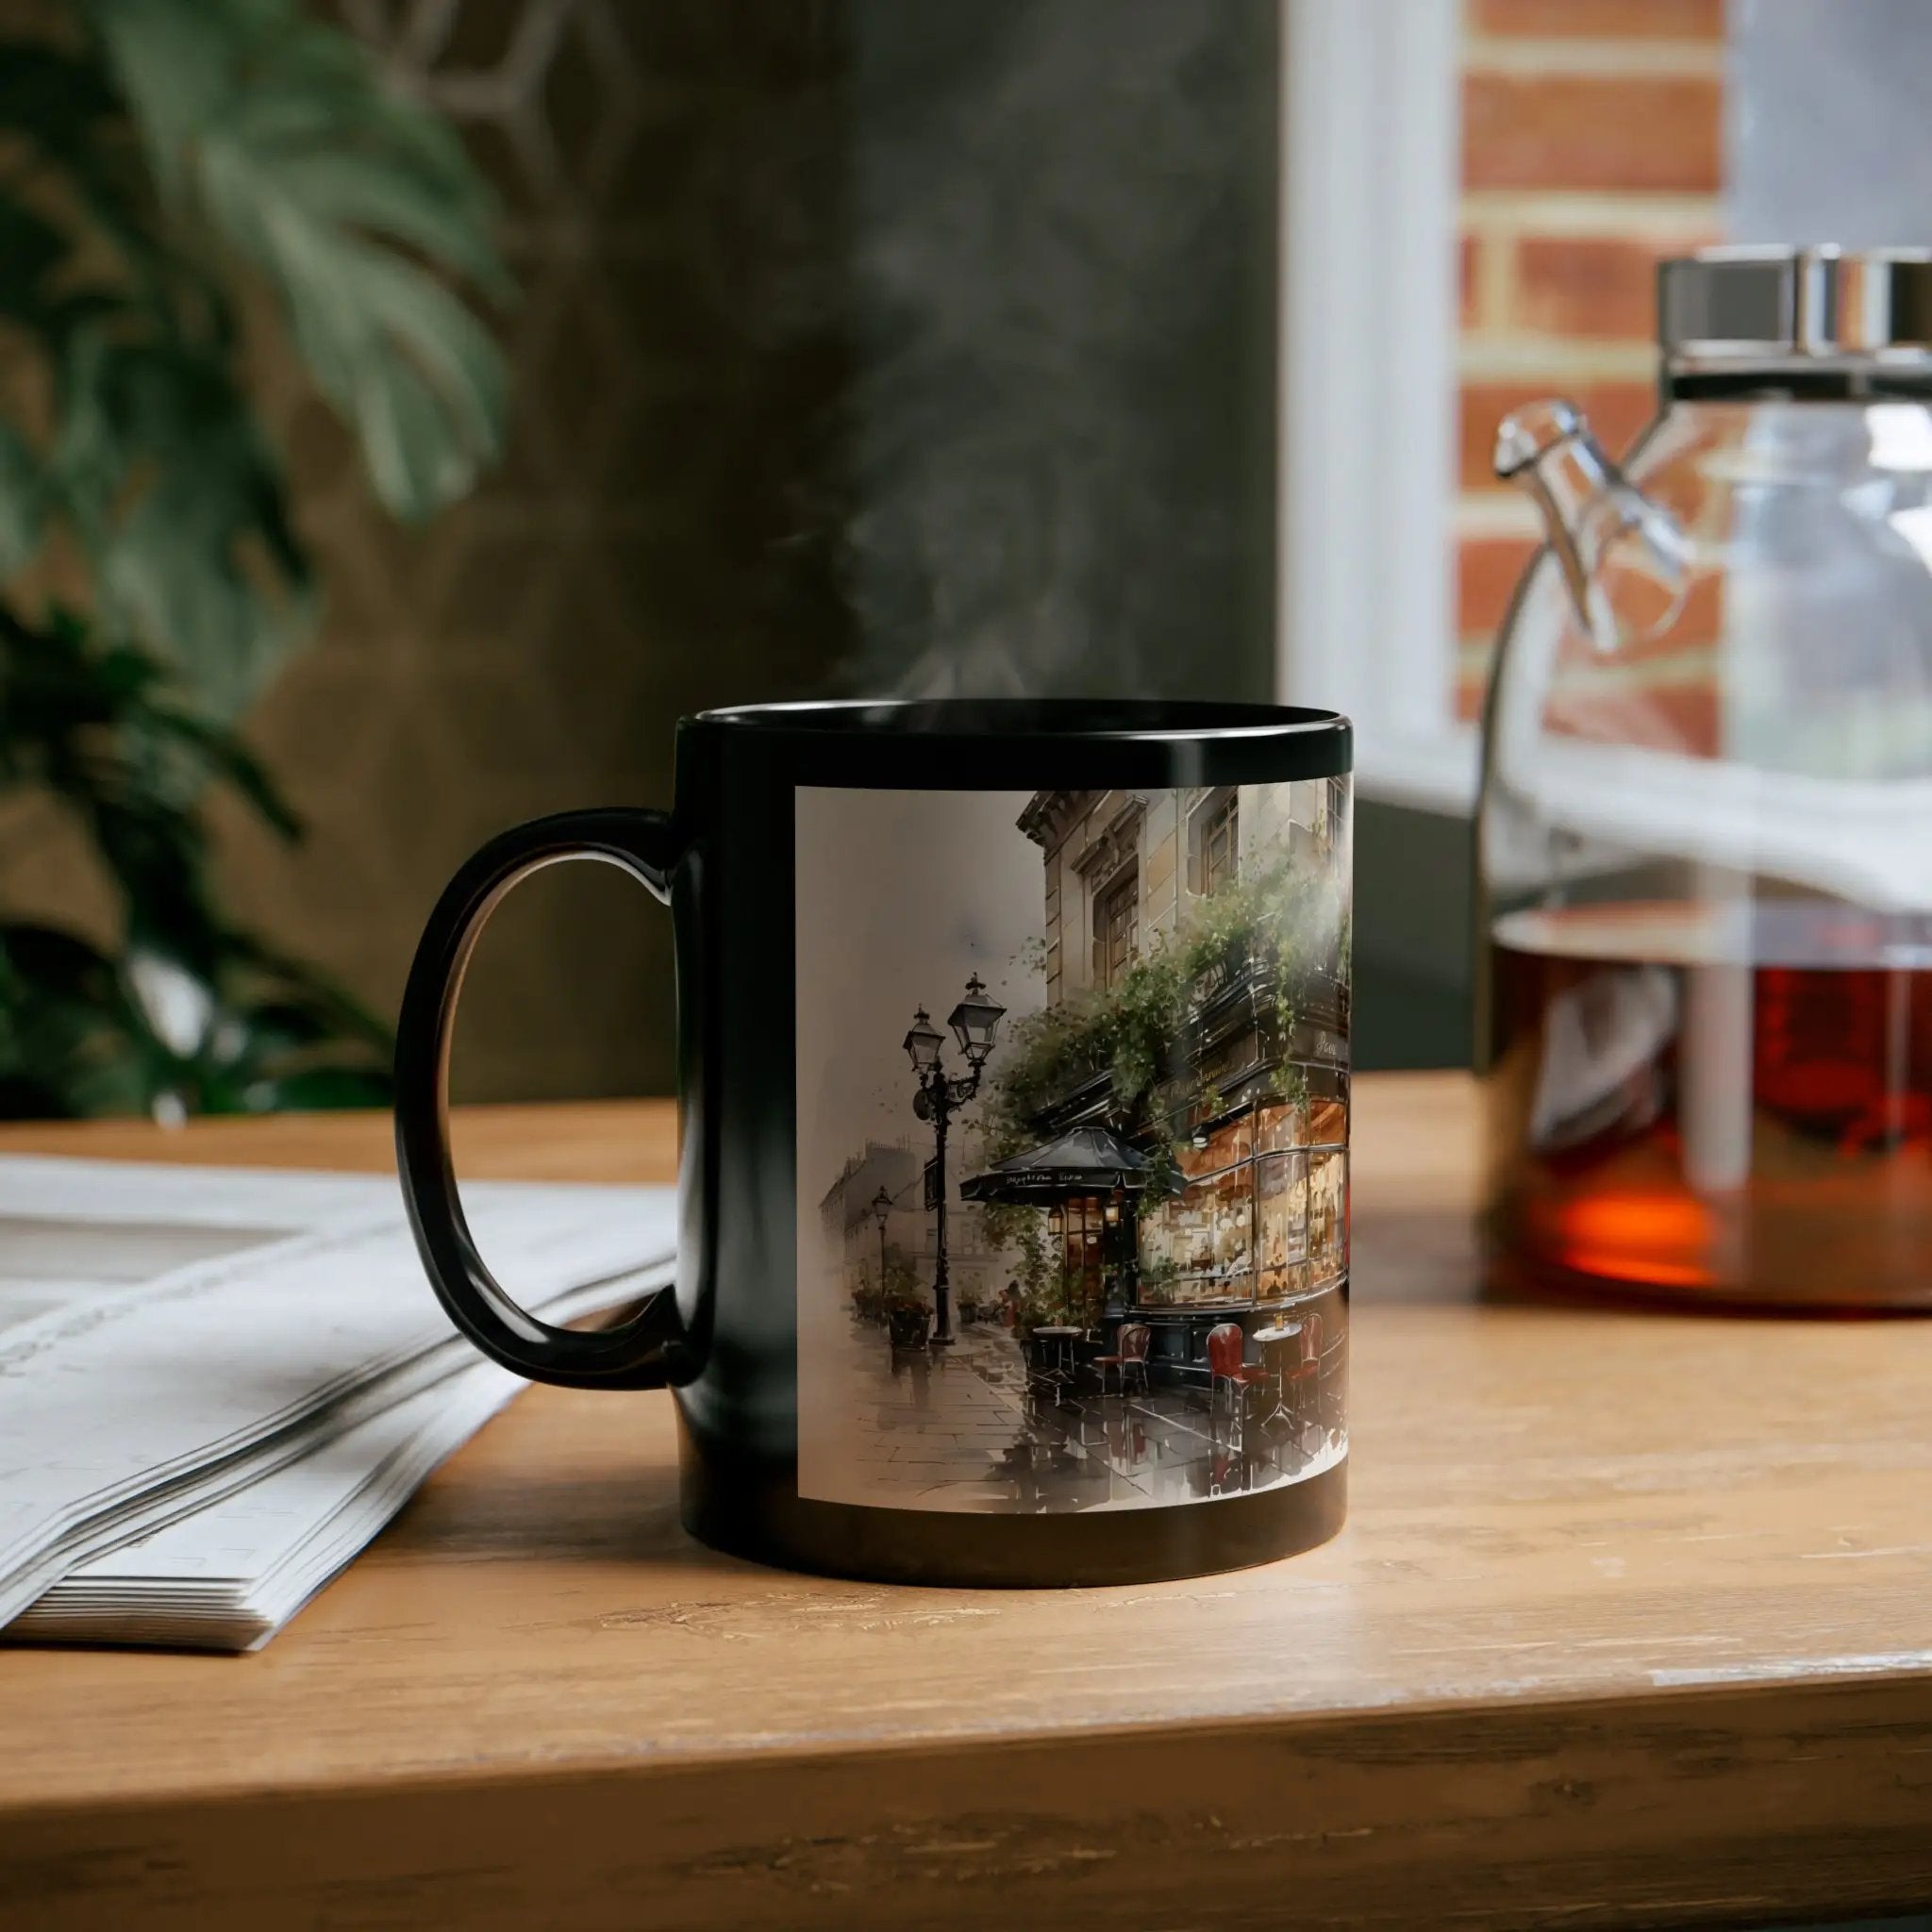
[395, 700, 1353, 1586]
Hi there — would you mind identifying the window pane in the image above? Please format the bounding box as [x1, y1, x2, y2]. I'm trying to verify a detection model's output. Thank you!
[1093, 865, 1139, 990]
[1256, 1150, 1307, 1302]
[1140, 1155, 1254, 1305]
[1175, 1114, 1252, 1180]
[1201, 791, 1239, 896]
[1308, 1149, 1347, 1282]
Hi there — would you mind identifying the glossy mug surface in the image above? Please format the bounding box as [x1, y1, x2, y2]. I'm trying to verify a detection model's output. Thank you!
[395, 700, 1353, 1586]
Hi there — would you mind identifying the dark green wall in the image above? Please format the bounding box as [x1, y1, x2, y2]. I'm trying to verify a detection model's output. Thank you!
[1352, 800, 1474, 1072]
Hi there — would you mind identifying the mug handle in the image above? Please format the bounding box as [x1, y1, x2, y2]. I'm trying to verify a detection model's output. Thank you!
[394, 808, 688, 1390]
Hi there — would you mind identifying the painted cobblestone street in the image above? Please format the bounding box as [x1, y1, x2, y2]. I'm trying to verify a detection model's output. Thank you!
[814, 1311, 1345, 1514]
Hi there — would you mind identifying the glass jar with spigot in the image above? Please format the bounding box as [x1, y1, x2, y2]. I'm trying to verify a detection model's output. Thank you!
[1481, 246, 1932, 1308]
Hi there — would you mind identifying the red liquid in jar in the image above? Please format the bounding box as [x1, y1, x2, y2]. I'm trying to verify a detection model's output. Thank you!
[1485, 902, 1932, 1308]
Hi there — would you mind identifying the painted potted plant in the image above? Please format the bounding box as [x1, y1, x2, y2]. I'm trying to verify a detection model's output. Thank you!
[1139, 1254, 1181, 1307]
[849, 1274, 888, 1325]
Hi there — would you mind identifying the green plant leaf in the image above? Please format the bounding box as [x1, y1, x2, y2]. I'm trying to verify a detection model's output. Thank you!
[0, 41, 199, 334]
[0, 422, 43, 575]
[52, 331, 314, 713]
[0, 45, 120, 150]
[146, 700, 301, 839]
[0, 920, 153, 1119]
[240, 1065, 391, 1112]
[0, 920, 125, 1006]
[0, 608, 312, 1001]
[88, 0, 511, 524]
[303, 242, 508, 512]
[225, 934, 394, 1051]
[0, 200, 69, 329]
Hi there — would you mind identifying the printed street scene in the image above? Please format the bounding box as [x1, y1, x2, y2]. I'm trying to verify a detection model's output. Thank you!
[796, 780, 1351, 1513]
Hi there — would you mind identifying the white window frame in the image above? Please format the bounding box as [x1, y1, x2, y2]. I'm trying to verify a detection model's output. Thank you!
[1275, 0, 1477, 816]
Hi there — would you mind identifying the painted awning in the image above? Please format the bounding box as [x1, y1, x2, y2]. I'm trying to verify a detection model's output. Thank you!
[959, 1127, 1152, 1206]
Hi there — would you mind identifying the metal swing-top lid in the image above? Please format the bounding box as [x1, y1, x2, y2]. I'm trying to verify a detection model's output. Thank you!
[1659, 246, 1932, 376]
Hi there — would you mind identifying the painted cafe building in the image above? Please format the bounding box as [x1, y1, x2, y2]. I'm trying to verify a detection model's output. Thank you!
[962, 782, 1349, 1350]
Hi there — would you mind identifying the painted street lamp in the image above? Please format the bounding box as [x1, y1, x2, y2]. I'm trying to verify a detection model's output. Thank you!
[949, 973, 1006, 1067]
[903, 1007, 944, 1073]
[904, 974, 1006, 1345]
[1047, 1204, 1067, 1322]
[870, 1184, 892, 1298]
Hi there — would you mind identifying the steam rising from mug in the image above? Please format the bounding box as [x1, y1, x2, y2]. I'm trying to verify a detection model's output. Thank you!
[835, 0, 1270, 700]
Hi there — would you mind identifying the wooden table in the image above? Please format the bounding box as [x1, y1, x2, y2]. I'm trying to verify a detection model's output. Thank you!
[4, 1074, 1932, 1930]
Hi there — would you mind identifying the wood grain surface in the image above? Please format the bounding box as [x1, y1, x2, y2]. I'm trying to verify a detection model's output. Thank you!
[4, 1074, 1932, 1929]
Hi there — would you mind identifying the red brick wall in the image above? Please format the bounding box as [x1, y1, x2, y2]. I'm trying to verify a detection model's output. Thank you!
[1455, 0, 1724, 721]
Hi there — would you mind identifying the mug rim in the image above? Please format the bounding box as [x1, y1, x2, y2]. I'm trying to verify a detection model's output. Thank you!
[691, 697, 1348, 746]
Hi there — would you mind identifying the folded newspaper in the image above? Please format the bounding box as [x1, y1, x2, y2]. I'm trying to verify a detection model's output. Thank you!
[0, 1155, 675, 1652]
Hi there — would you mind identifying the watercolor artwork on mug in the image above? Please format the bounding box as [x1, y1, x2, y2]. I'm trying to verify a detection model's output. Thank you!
[794, 779, 1351, 1513]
